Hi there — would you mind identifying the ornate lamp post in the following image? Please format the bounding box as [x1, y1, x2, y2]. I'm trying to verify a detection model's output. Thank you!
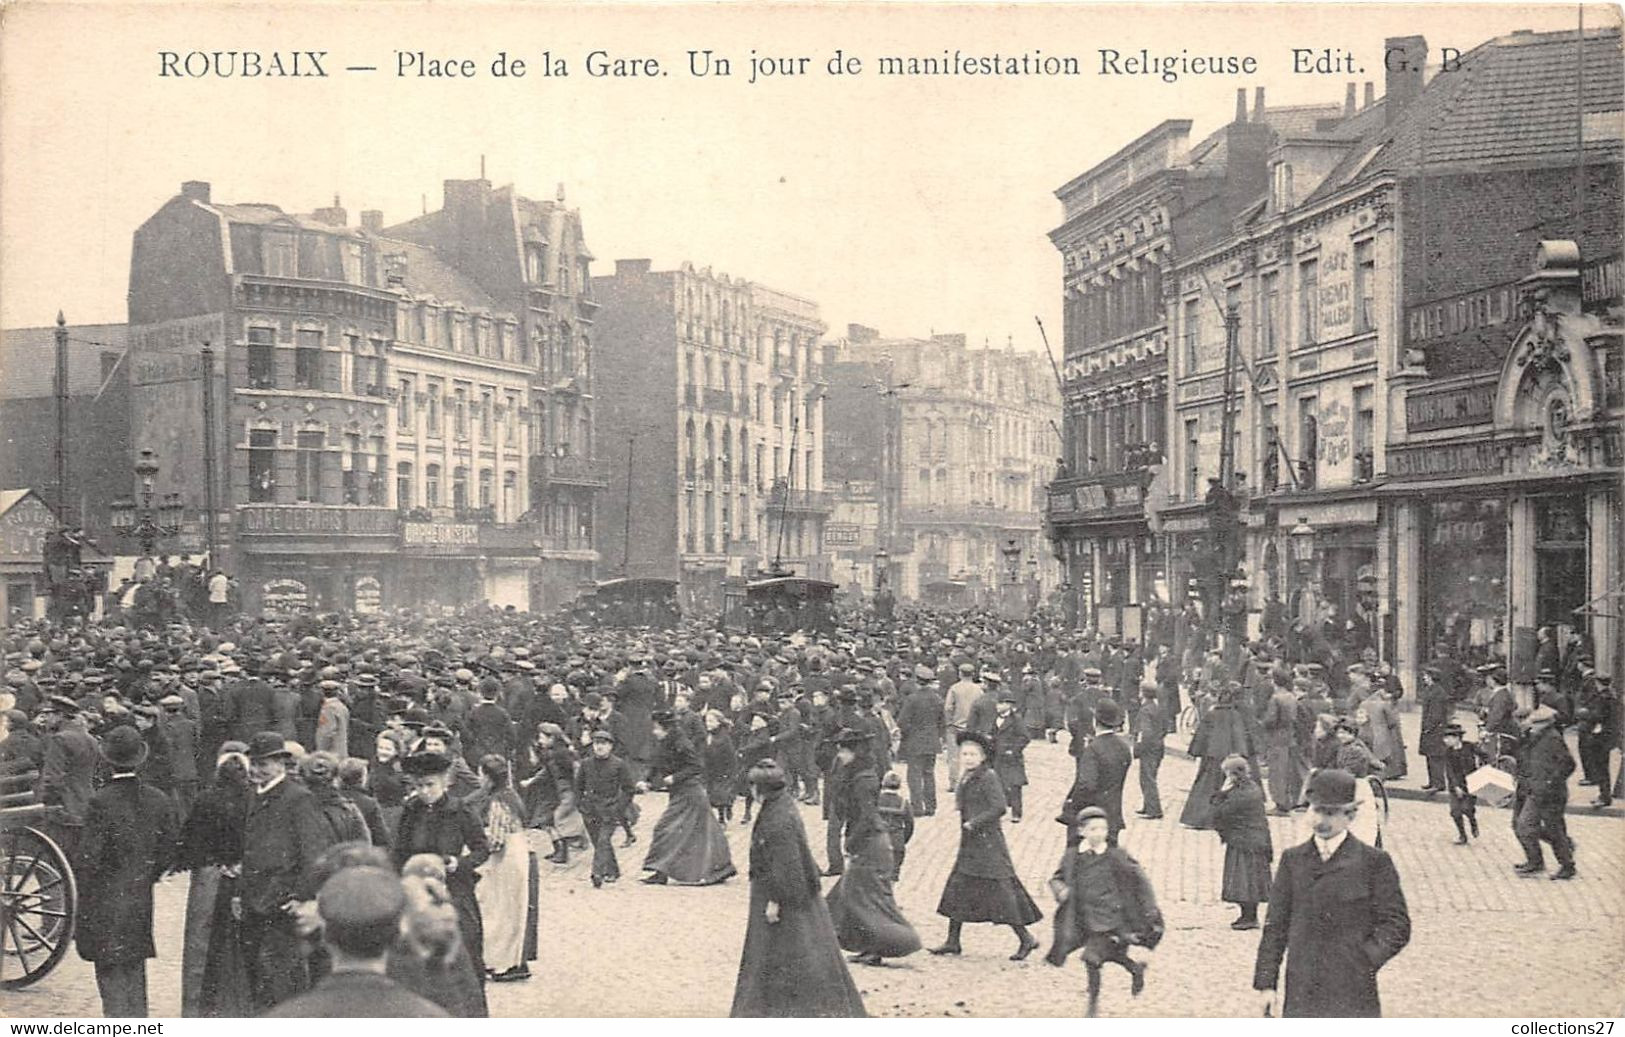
[1002, 536, 1022, 584]
[1289, 515, 1316, 624]
[110, 449, 185, 562]
[874, 547, 889, 591]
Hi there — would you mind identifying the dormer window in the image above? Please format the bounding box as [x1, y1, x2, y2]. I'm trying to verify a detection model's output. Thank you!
[526, 243, 546, 283]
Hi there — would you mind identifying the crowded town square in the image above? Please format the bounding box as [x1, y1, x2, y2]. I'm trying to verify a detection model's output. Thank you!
[1, 599, 1621, 1018]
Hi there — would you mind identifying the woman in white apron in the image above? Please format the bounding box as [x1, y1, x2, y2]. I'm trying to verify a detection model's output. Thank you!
[472, 755, 534, 981]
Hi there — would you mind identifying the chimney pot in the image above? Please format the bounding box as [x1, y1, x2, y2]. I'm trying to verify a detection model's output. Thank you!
[181, 180, 210, 203]
[1364, 81, 1376, 108]
[361, 210, 384, 234]
[1235, 88, 1248, 123]
[1253, 87, 1266, 121]
[1345, 82, 1357, 117]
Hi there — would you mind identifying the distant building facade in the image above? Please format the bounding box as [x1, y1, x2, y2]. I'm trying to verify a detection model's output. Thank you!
[835, 328, 1060, 603]
[126, 179, 584, 614]
[592, 260, 830, 615]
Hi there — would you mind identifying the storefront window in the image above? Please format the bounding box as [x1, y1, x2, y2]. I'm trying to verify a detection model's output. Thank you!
[1422, 498, 1507, 667]
[1535, 496, 1588, 631]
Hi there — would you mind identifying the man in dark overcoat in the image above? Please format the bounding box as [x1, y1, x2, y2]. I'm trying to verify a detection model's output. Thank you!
[1512, 706, 1576, 879]
[616, 657, 660, 779]
[1417, 666, 1454, 793]
[1063, 700, 1132, 846]
[240, 731, 339, 1013]
[73, 725, 177, 1017]
[896, 666, 944, 817]
[37, 695, 98, 840]
[1252, 768, 1411, 1017]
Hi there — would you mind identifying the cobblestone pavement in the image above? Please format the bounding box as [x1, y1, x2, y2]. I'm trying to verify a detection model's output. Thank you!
[11, 736, 1623, 1018]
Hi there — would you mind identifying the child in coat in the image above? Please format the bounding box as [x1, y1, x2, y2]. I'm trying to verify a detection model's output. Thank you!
[1046, 806, 1164, 1017]
[703, 711, 739, 824]
[877, 770, 914, 879]
[1441, 721, 1482, 844]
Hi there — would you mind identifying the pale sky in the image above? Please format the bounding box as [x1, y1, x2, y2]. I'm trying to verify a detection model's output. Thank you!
[0, 2, 1610, 348]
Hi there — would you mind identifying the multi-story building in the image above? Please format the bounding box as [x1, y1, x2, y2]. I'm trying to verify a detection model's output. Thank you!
[126, 182, 560, 613]
[1159, 28, 1623, 694]
[1046, 88, 1342, 635]
[837, 328, 1060, 603]
[822, 333, 903, 595]
[384, 179, 604, 608]
[592, 260, 831, 614]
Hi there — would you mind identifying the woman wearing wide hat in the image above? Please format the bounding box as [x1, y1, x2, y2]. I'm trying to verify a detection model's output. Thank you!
[394, 749, 491, 980]
[824, 728, 921, 965]
[930, 729, 1042, 960]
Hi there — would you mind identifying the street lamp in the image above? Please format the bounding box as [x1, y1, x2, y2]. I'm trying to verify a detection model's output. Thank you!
[874, 547, 889, 591]
[109, 448, 184, 561]
[1289, 515, 1315, 623]
[1001, 536, 1022, 584]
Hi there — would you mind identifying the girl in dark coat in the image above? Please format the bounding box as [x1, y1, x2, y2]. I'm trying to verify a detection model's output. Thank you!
[175, 744, 252, 1017]
[368, 729, 409, 836]
[638, 711, 736, 885]
[734, 713, 778, 824]
[730, 759, 866, 1017]
[991, 696, 1031, 822]
[930, 730, 1042, 960]
[1208, 754, 1273, 930]
[703, 711, 739, 823]
[824, 730, 920, 965]
[1178, 684, 1259, 829]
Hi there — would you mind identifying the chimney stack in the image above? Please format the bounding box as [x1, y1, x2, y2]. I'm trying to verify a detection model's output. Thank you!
[1253, 87, 1266, 122]
[361, 210, 384, 234]
[1364, 81, 1376, 108]
[1234, 88, 1248, 123]
[181, 180, 210, 203]
[1344, 82, 1357, 117]
[1384, 35, 1428, 123]
[311, 199, 348, 227]
[847, 323, 880, 344]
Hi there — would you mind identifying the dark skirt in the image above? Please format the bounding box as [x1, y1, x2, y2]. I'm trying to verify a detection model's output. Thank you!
[181, 868, 250, 1017]
[936, 871, 1043, 926]
[1178, 757, 1225, 829]
[1221, 845, 1273, 905]
[827, 832, 921, 958]
[642, 779, 737, 885]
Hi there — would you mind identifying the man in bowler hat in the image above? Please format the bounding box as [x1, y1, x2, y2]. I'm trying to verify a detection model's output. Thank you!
[1252, 768, 1411, 1017]
[73, 725, 177, 1016]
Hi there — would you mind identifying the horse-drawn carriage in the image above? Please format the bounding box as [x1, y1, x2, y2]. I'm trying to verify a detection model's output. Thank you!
[0, 789, 78, 988]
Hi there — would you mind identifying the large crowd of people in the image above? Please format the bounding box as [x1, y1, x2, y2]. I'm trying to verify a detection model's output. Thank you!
[0, 591, 1614, 1018]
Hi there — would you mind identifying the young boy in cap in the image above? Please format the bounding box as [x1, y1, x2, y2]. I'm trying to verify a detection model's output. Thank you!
[1440, 722, 1481, 845]
[574, 729, 638, 888]
[1252, 768, 1411, 1017]
[1046, 806, 1163, 1017]
[876, 771, 913, 879]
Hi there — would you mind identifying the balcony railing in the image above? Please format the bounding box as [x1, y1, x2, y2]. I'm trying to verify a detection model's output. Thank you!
[767, 486, 835, 513]
[703, 387, 733, 412]
[537, 532, 595, 553]
[534, 453, 609, 488]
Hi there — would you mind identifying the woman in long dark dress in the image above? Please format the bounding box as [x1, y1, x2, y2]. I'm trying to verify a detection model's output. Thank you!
[824, 729, 920, 965]
[1208, 753, 1273, 930]
[1178, 682, 1259, 829]
[639, 709, 736, 885]
[731, 759, 866, 1018]
[394, 750, 492, 981]
[175, 743, 251, 1017]
[930, 730, 1042, 960]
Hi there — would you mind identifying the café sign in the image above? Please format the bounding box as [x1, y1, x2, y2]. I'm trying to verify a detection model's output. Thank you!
[1388, 441, 1503, 480]
[402, 521, 479, 548]
[238, 505, 396, 536]
[1405, 382, 1496, 433]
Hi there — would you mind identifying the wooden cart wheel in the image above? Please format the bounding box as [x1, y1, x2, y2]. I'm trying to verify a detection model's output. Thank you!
[0, 825, 78, 989]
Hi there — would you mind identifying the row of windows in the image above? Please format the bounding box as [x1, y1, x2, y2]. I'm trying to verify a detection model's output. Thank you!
[394, 376, 524, 446]
[1177, 239, 1378, 374]
[245, 327, 388, 394]
[245, 430, 388, 505]
[1176, 384, 1376, 499]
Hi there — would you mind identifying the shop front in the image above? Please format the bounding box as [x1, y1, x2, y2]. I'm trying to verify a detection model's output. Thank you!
[1046, 471, 1156, 633]
[1386, 242, 1624, 694]
[234, 504, 400, 615]
[1266, 494, 1380, 652]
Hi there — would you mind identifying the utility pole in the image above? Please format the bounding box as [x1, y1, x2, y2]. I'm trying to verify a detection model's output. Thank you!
[54, 312, 71, 527]
[621, 430, 636, 576]
[1217, 303, 1241, 489]
[201, 346, 220, 566]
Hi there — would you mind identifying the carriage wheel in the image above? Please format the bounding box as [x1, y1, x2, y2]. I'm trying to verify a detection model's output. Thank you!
[0, 826, 78, 988]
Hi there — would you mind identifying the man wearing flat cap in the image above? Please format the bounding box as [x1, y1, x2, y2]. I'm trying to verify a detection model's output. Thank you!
[897, 665, 945, 817]
[1512, 706, 1577, 879]
[73, 725, 177, 1017]
[264, 866, 448, 1017]
[240, 730, 340, 1012]
[1253, 768, 1410, 1017]
[37, 694, 98, 844]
